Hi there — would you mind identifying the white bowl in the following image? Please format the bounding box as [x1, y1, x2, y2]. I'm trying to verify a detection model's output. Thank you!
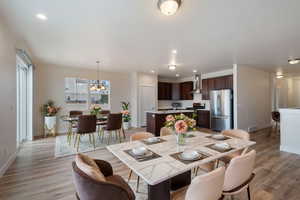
[180, 150, 200, 160]
[214, 142, 231, 150]
[212, 134, 226, 140]
[146, 137, 160, 143]
[132, 147, 147, 156]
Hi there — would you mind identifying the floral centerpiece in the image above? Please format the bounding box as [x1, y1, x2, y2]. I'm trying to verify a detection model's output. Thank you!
[41, 100, 60, 137]
[90, 104, 102, 117]
[121, 101, 131, 129]
[164, 114, 196, 145]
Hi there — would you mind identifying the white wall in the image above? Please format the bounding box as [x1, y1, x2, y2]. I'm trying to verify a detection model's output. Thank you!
[0, 19, 17, 176]
[35, 64, 132, 135]
[235, 65, 272, 131]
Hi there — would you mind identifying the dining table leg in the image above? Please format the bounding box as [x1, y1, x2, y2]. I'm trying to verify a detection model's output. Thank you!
[147, 170, 191, 200]
[148, 179, 170, 200]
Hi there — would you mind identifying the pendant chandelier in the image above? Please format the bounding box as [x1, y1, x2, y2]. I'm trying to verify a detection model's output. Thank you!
[90, 61, 106, 91]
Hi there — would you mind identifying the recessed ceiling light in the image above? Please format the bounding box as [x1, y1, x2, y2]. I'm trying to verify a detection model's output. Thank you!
[172, 49, 177, 54]
[168, 65, 176, 71]
[36, 13, 48, 21]
[176, 74, 180, 77]
[288, 58, 300, 65]
[158, 0, 182, 16]
[193, 70, 197, 73]
[151, 70, 155, 73]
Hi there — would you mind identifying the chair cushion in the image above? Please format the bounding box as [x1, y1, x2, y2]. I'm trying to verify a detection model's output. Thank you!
[106, 175, 135, 200]
[75, 153, 106, 182]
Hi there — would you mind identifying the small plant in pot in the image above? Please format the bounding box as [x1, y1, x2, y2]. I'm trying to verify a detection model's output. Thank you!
[90, 104, 102, 118]
[121, 101, 131, 130]
[41, 100, 60, 137]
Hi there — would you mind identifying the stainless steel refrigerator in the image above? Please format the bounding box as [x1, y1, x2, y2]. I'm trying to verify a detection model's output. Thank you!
[210, 89, 233, 131]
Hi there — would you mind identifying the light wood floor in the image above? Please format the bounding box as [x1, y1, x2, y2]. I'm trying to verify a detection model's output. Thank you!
[1, 128, 300, 200]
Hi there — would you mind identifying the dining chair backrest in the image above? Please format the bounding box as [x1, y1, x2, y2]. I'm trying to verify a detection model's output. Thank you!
[70, 110, 83, 118]
[223, 150, 256, 192]
[130, 132, 154, 141]
[222, 129, 250, 141]
[160, 127, 173, 137]
[272, 111, 280, 122]
[77, 115, 97, 134]
[185, 167, 225, 200]
[105, 113, 123, 131]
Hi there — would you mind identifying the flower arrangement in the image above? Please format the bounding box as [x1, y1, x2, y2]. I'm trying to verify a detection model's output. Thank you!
[90, 104, 102, 116]
[121, 101, 131, 122]
[41, 100, 60, 116]
[164, 114, 196, 134]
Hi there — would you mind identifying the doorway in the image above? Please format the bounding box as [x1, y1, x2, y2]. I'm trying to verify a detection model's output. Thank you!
[139, 85, 156, 127]
[16, 54, 33, 148]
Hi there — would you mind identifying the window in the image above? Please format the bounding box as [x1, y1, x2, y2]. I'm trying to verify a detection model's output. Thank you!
[64, 78, 110, 109]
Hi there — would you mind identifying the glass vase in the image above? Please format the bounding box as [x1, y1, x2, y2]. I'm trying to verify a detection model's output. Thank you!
[176, 133, 186, 146]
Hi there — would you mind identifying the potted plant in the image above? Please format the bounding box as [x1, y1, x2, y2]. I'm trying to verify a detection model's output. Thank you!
[164, 114, 196, 145]
[121, 101, 131, 130]
[90, 104, 102, 118]
[41, 100, 60, 137]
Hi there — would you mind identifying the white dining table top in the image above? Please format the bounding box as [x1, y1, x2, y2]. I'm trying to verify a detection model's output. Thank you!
[106, 131, 256, 186]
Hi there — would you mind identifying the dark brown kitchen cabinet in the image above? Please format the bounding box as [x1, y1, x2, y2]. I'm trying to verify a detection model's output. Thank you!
[197, 110, 210, 129]
[158, 82, 172, 100]
[201, 75, 233, 100]
[180, 81, 193, 100]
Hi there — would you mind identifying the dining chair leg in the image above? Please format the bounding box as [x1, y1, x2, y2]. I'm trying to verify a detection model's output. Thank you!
[118, 129, 122, 143]
[195, 167, 199, 176]
[231, 196, 234, 200]
[101, 129, 105, 142]
[247, 186, 251, 200]
[107, 131, 111, 145]
[92, 133, 96, 149]
[128, 170, 133, 182]
[74, 134, 78, 148]
[76, 135, 81, 152]
[136, 176, 140, 193]
[89, 134, 92, 144]
[122, 127, 126, 139]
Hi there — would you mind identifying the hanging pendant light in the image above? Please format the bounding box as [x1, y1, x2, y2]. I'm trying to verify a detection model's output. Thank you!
[158, 0, 181, 16]
[90, 61, 106, 91]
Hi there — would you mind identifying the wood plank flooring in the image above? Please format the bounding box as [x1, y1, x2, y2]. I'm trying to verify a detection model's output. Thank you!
[1, 128, 300, 200]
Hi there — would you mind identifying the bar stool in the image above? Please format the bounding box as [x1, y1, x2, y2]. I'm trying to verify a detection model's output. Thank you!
[270, 111, 280, 136]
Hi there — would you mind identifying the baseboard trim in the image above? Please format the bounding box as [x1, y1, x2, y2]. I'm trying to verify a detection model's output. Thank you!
[0, 151, 17, 177]
[280, 145, 300, 155]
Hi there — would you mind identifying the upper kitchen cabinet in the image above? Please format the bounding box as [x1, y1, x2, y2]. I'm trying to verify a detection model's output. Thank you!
[180, 81, 193, 100]
[158, 82, 172, 100]
[201, 75, 233, 100]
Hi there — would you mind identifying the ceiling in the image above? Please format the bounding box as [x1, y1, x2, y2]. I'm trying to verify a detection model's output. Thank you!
[1, 0, 300, 77]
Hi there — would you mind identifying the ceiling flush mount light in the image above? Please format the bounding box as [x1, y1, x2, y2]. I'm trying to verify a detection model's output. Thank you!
[90, 61, 106, 91]
[176, 74, 180, 77]
[151, 70, 155, 73]
[193, 70, 197, 73]
[288, 58, 300, 65]
[276, 75, 284, 79]
[168, 65, 176, 71]
[172, 49, 177, 54]
[36, 13, 48, 21]
[158, 0, 181, 16]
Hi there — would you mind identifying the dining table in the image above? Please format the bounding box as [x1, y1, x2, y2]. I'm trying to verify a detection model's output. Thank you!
[107, 131, 256, 200]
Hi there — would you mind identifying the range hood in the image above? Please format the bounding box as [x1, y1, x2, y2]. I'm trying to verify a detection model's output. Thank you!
[191, 74, 202, 94]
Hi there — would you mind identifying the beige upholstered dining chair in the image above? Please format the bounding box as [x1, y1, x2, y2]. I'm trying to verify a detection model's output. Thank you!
[128, 132, 154, 192]
[222, 150, 256, 200]
[160, 127, 173, 136]
[218, 129, 250, 165]
[185, 167, 225, 200]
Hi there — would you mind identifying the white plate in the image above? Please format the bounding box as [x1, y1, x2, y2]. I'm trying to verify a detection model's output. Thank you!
[132, 147, 148, 156]
[212, 134, 226, 140]
[214, 142, 231, 150]
[179, 150, 201, 161]
[146, 137, 160, 143]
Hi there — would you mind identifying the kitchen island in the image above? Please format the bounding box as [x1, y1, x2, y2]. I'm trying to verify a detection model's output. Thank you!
[146, 110, 194, 136]
[279, 108, 300, 155]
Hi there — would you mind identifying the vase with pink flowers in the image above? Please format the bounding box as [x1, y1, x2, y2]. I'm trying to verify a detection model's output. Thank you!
[164, 114, 197, 145]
